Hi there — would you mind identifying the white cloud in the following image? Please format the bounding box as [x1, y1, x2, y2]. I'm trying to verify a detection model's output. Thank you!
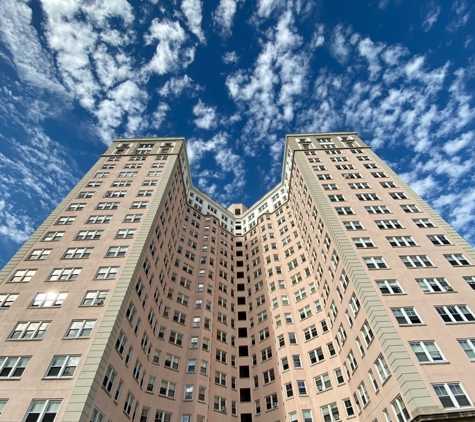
[158, 75, 201, 97]
[213, 0, 241, 36]
[181, 0, 205, 43]
[193, 100, 218, 130]
[329, 24, 352, 64]
[222, 51, 239, 64]
[145, 19, 194, 75]
[447, 0, 471, 31]
[152, 102, 170, 129]
[256, 0, 285, 18]
[188, 133, 246, 205]
[0, 0, 68, 96]
[422, 4, 441, 31]
[443, 131, 474, 155]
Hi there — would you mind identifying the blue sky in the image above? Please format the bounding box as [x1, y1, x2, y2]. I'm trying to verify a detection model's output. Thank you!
[1, 0, 475, 268]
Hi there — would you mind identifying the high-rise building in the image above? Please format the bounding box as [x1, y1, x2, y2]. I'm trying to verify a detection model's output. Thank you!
[1, 132, 475, 422]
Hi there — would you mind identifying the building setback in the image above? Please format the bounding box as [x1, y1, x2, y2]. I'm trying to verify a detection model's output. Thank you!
[1, 132, 475, 422]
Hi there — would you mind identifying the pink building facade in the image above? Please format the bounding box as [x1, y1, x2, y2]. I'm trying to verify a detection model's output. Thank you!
[0, 133, 474, 422]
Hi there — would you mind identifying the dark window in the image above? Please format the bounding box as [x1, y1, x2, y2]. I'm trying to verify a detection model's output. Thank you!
[241, 414, 252, 422]
[240, 388, 251, 402]
[237, 272, 245, 278]
[239, 346, 249, 356]
[238, 312, 247, 320]
[237, 284, 245, 291]
[239, 366, 250, 378]
[238, 328, 248, 338]
[236, 242, 243, 247]
[238, 297, 246, 305]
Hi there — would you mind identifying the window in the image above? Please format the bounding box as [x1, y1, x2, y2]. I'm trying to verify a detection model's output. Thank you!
[387, 236, 416, 247]
[75, 230, 103, 240]
[27, 249, 51, 260]
[328, 194, 346, 202]
[413, 218, 435, 228]
[0, 293, 18, 308]
[347, 350, 357, 372]
[353, 237, 375, 248]
[436, 305, 475, 323]
[265, 393, 278, 410]
[124, 392, 134, 416]
[349, 182, 370, 189]
[94, 266, 119, 279]
[291, 354, 301, 369]
[321, 403, 340, 422]
[0, 356, 30, 379]
[364, 257, 388, 269]
[390, 192, 408, 199]
[124, 214, 142, 223]
[400, 255, 434, 268]
[343, 399, 355, 418]
[376, 219, 403, 229]
[155, 411, 172, 422]
[371, 172, 387, 178]
[184, 385, 194, 400]
[67, 203, 85, 211]
[344, 221, 364, 230]
[458, 339, 475, 360]
[103, 365, 117, 393]
[159, 380, 176, 398]
[357, 193, 380, 201]
[445, 254, 471, 266]
[401, 204, 420, 213]
[315, 373, 332, 392]
[391, 307, 423, 325]
[335, 368, 345, 385]
[365, 205, 391, 214]
[409, 341, 445, 363]
[212, 396, 230, 417]
[376, 279, 404, 294]
[30, 292, 67, 308]
[86, 215, 112, 224]
[361, 321, 374, 346]
[391, 396, 410, 422]
[9, 321, 50, 340]
[335, 207, 354, 215]
[416, 277, 453, 293]
[357, 382, 369, 407]
[433, 383, 472, 409]
[374, 354, 391, 381]
[43, 231, 64, 241]
[64, 319, 96, 338]
[9, 269, 37, 283]
[23, 400, 62, 422]
[56, 216, 75, 225]
[81, 291, 108, 306]
[45, 355, 80, 378]
[309, 347, 324, 365]
[96, 202, 119, 210]
[78, 191, 94, 198]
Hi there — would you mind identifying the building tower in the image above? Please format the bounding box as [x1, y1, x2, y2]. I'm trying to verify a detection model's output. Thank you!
[1, 133, 475, 422]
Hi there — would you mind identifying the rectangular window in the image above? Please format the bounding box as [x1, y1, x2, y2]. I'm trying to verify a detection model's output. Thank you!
[364, 257, 388, 269]
[400, 255, 434, 268]
[433, 383, 472, 409]
[376, 219, 403, 229]
[387, 236, 416, 247]
[23, 400, 62, 422]
[416, 277, 453, 293]
[391, 307, 423, 325]
[81, 291, 108, 306]
[0, 356, 30, 379]
[30, 292, 67, 308]
[45, 355, 80, 378]
[86, 215, 112, 224]
[458, 339, 475, 360]
[376, 279, 404, 294]
[9, 321, 50, 340]
[436, 305, 475, 323]
[27, 249, 51, 260]
[409, 341, 445, 363]
[445, 254, 471, 266]
[9, 269, 37, 283]
[65, 319, 96, 338]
